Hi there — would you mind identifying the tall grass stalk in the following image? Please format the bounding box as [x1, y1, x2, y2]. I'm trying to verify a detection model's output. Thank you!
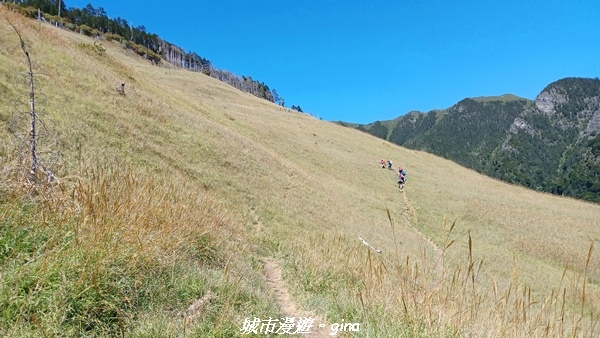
[340, 211, 599, 337]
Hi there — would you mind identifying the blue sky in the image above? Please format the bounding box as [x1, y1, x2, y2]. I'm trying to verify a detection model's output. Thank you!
[67, 0, 600, 124]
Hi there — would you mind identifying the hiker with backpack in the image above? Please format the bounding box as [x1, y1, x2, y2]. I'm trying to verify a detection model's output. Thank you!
[397, 166, 407, 190]
[397, 172, 406, 190]
[117, 82, 125, 95]
[398, 166, 406, 179]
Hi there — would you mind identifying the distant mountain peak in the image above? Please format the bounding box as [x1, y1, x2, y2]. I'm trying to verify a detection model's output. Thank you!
[471, 94, 531, 103]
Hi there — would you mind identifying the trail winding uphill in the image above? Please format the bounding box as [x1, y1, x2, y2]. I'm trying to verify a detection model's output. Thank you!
[262, 258, 330, 337]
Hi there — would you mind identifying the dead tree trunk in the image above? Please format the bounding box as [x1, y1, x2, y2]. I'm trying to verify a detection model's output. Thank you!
[7, 19, 38, 183]
[27, 45, 37, 183]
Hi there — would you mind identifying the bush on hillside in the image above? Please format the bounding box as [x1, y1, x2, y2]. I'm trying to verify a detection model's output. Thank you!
[78, 24, 93, 36]
[4, 3, 37, 18]
[78, 42, 106, 56]
[104, 33, 122, 43]
[128, 42, 161, 64]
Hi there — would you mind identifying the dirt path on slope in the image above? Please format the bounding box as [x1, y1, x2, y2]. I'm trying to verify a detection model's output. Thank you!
[263, 258, 330, 337]
[250, 204, 330, 337]
[400, 190, 444, 282]
[263, 258, 298, 316]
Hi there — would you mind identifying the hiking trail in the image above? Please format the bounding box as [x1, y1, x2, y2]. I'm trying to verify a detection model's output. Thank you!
[262, 258, 330, 337]
[250, 206, 329, 337]
[400, 190, 444, 283]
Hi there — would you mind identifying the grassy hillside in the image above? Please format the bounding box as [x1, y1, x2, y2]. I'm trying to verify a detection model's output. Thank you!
[1, 9, 599, 337]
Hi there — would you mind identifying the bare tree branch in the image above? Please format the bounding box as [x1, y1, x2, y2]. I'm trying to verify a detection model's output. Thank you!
[6, 17, 38, 184]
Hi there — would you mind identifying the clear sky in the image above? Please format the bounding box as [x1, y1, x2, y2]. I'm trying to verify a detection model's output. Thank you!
[66, 0, 600, 124]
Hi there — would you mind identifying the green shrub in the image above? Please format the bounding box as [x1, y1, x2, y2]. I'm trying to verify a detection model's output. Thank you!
[78, 42, 106, 56]
[79, 24, 93, 36]
[104, 33, 122, 43]
[130, 43, 161, 64]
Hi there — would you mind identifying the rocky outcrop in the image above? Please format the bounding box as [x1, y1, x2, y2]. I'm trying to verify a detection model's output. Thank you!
[534, 88, 566, 116]
[584, 97, 600, 134]
[586, 110, 600, 134]
[509, 117, 535, 135]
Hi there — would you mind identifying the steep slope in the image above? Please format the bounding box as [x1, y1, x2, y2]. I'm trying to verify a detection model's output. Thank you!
[1, 9, 600, 337]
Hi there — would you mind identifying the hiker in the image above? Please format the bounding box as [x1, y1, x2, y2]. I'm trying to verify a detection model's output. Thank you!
[380, 159, 386, 169]
[398, 166, 407, 179]
[117, 82, 125, 95]
[397, 173, 406, 190]
[387, 160, 393, 170]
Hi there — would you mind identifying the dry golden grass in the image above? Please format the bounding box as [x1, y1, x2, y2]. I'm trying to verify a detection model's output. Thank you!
[1, 7, 599, 336]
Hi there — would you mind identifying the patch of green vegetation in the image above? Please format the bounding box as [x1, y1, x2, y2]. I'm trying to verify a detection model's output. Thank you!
[0, 194, 274, 336]
[78, 42, 106, 57]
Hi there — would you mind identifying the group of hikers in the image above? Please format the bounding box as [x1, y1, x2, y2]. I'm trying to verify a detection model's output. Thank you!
[380, 159, 407, 190]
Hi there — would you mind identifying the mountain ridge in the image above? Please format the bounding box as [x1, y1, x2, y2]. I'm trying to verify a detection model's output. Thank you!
[349, 78, 600, 202]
